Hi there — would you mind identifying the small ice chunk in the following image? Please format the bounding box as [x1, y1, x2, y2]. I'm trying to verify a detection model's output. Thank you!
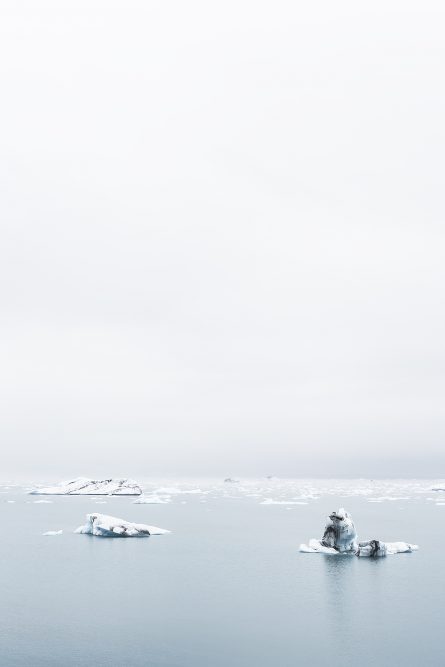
[43, 530, 63, 536]
[75, 513, 170, 538]
[33, 500, 53, 504]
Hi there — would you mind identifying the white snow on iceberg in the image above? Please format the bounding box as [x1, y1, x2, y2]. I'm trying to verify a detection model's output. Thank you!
[30, 478, 142, 496]
[75, 513, 170, 537]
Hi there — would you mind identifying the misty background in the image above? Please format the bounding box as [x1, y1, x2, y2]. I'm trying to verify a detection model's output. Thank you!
[1, 0, 444, 478]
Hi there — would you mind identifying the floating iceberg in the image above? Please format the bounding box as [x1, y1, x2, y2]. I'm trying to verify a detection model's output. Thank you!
[320, 508, 358, 553]
[75, 513, 170, 537]
[30, 478, 142, 496]
[300, 508, 418, 557]
[43, 530, 63, 536]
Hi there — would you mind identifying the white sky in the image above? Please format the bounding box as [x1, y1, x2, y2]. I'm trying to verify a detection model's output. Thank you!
[1, 0, 444, 478]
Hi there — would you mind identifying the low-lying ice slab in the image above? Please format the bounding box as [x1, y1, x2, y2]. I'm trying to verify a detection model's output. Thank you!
[356, 540, 418, 557]
[133, 494, 171, 504]
[300, 539, 339, 554]
[30, 478, 142, 496]
[75, 513, 170, 537]
[300, 508, 418, 557]
[300, 538, 418, 556]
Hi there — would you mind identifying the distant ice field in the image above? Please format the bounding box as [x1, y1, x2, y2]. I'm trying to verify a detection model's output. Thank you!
[0, 478, 443, 667]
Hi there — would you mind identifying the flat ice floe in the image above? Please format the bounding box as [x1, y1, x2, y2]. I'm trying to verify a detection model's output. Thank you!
[133, 494, 171, 504]
[301, 538, 418, 556]
[260, 499, 308, 505]
[43, 530, 63, 536]
[75, 513, 170, 537]
[154, 487, 181, 495]
[300, 508, 418, 557]
[30, 478, 142, 496]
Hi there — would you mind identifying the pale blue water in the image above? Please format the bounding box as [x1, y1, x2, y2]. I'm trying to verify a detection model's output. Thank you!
[0, 480, 443, 666]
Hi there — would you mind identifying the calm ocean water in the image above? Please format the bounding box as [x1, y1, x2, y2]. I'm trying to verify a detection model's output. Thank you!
[0, 479, 443, 667]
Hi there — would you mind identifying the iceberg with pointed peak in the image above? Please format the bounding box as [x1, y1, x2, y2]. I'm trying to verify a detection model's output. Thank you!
[30, 478, 142, 496]
[319, 508, 358, 553]
[75, 513, 170, 537]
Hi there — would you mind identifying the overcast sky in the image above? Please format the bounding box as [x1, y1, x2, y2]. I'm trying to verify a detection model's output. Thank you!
[1, 0, 444, 479]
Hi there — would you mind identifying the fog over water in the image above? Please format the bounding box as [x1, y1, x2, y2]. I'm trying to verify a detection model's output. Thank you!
[1, 0, 445, 477]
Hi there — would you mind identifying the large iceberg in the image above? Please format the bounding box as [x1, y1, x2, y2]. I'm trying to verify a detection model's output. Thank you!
[75, 513, 170, 537]
[300, 508, 418, 557]
[30, 478, 142, 496]
[320, 508, 358, 552]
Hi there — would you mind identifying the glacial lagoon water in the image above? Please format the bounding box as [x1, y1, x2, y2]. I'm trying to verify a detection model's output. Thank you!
[0, 479, 444, 667]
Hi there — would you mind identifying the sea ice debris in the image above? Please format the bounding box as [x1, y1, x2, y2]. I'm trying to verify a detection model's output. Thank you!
[75, 513, 170, 537]
[133, 494, 171, 504]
